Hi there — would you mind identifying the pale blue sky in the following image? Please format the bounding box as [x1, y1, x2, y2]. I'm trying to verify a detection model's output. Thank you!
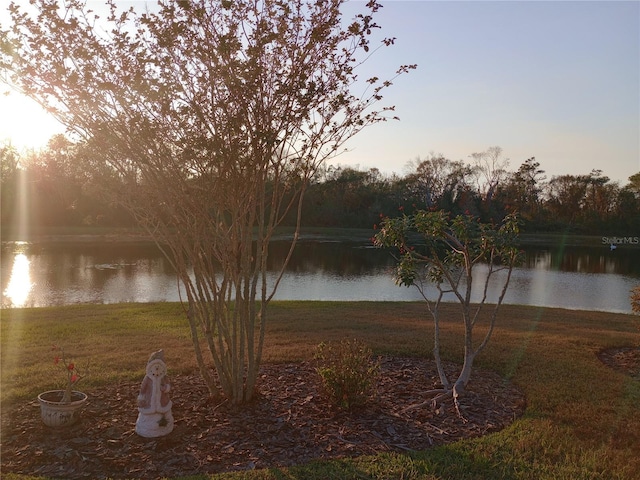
[339, 0, 640, 183]
[1, 0, 639, 184]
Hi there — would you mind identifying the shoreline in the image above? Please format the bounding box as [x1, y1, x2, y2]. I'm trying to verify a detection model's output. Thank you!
[2, 229, 639, 249]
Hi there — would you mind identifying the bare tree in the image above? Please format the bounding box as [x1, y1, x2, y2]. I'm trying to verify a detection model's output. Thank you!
[469, 146, 510, 207]
[404, 154, 473, 209]
[374, 211, 520, 411]
[2, 0, 415, 403]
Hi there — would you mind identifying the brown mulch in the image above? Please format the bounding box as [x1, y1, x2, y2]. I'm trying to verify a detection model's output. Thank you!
[598, 346, 640, 379]
[1, 357, 526, 480]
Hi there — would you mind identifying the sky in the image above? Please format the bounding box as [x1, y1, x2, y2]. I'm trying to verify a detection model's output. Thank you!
[1, 0, 639, 184]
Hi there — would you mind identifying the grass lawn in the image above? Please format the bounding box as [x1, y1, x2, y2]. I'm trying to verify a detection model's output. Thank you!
[1, 301, 639, 479]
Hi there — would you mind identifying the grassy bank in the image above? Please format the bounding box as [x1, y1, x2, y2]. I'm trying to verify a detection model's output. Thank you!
[3, 225, 637, 249]
[2, 302, 639, 479]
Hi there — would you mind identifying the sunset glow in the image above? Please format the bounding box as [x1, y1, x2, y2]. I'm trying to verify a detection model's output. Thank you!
[0, 91, 64, 151]
[1, 1, 638, 182]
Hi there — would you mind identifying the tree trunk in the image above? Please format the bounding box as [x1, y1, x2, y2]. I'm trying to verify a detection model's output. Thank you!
[187, 304, 219, 398]
[453, 348, 476, 395]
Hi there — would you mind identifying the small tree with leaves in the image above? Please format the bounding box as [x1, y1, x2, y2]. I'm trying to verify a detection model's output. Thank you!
[374, 210, 520, 407]
[2, 0, 415, 404]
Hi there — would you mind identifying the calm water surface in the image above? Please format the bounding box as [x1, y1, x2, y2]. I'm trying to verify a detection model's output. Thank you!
[2, 240, 639, 313]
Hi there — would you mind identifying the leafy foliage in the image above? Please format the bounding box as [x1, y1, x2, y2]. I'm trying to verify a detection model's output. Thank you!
[375, 210, 521, 291]
[314, 338, 380, 409]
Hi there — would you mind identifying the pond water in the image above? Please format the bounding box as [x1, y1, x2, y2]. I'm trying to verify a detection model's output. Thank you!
[1, 240, 639, 313]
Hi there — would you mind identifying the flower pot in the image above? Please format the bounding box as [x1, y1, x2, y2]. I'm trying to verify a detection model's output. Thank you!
[37, 390, 88, 427]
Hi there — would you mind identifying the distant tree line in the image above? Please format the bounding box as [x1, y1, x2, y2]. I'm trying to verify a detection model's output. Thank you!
[2, 139, 639, 234]
[1, 136, 134, 229]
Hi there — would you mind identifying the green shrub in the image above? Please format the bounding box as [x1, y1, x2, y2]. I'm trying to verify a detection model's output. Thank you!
[314, 338, 380, 409]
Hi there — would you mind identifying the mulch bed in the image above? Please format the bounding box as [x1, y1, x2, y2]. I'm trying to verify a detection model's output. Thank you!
[597, 346, 640, 379]
[0, 357, 526, 479]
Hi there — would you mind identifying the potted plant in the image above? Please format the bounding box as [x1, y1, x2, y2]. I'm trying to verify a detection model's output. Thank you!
[37, 345, 88, 427]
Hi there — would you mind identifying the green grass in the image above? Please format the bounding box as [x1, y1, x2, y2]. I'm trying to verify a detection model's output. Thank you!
[1, 301, 639, 479]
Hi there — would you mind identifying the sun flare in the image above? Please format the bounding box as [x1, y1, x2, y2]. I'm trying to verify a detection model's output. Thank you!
[0, 92, 63, 150]
[4, 253, 33, 308]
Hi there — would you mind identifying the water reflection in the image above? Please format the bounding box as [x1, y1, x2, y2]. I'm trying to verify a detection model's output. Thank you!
[4, 252, 33, 307]
[0, 240, 638, 312]
[520, 247, 638, 274]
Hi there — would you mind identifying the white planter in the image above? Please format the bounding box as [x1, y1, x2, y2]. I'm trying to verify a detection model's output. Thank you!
[37, 390, 88, 427]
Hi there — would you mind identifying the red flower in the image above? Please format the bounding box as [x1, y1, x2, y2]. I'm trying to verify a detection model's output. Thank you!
[70, 374, 78, 383]
[67, 363, 75, 371]
[54, 356, 60, 365]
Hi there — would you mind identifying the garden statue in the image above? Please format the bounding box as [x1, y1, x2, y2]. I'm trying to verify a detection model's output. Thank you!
[135, 349, 174, 437]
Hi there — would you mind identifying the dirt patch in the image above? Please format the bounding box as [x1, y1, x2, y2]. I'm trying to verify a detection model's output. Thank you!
[598, 347, 640, 379]
[1, 356, 525, 479]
